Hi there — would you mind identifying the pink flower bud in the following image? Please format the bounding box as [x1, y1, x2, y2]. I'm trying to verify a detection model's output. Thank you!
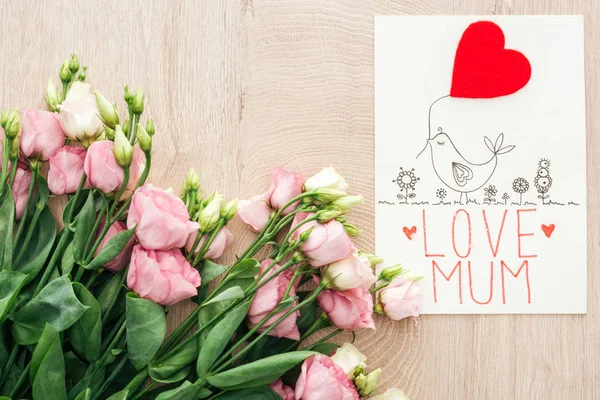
[237, 193, 271, 233]
[12, 167, 31, 221]
[185, 227, 233, 260]
[266, 167, 304, 214]
[322, 251, 377, 290]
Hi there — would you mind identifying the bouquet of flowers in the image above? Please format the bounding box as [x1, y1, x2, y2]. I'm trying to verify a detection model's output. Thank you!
[0, 56, 422, 400]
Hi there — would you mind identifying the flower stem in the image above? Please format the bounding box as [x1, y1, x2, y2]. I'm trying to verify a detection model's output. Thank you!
[370, 281, 390, 294]
[0, 346, 19, 387]
[33, 229, 71, 296]
[91, 353, 128, 400]
[211, 287, 323, 375]
[7, 361, 30, 398]
[13, 205, 43, 266]
[192, 219, 226, 266]
[302, 329, 344, 350]
[64, 173, 88, 226]
[0, 136, 12, 196]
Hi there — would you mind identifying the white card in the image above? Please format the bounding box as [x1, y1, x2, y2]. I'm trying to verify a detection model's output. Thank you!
[374, 16, 586, 314]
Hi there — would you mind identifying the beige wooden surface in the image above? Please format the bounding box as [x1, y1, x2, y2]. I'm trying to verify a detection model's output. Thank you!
[1, 0, 598, 398]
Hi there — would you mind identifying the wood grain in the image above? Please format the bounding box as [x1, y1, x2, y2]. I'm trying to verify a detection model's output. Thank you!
[1, 0, 598, 398]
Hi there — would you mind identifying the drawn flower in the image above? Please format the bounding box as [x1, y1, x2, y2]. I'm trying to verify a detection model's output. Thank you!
[483, 185, 497, 198]
[393, 168, 419, 191]
[512, 178, 529, 194]
[534, 175, 552, 193]
[393, 167, 419, 204]
[535, 158, 553, 204]
[435, 188, 447, 200]
[512, 177, 529, 205]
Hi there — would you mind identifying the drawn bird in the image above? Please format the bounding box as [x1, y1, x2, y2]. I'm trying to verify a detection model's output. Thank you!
[423, 128, 515, 204]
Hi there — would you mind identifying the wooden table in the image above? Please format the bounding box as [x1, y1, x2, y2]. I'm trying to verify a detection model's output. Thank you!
[3, 1, 598, 398]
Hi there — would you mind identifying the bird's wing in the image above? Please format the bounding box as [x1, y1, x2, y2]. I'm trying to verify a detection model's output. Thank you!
[452, 162, 474, 187]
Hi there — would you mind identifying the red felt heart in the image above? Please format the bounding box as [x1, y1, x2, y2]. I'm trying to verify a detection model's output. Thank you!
[541, 224, 555, 238]
[450, 21, 531, 99]
[403, 226, 417, 240]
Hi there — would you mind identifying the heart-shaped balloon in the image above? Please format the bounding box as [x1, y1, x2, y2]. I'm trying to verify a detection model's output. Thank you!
[450, 21, 531, 99]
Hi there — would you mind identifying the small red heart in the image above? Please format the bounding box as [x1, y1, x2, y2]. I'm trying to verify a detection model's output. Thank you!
[541, 224, 555, 238]
[403, 226, 417, 240]
[450, 21, 531, 99]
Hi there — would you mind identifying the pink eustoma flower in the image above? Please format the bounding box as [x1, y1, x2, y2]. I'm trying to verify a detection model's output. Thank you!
[48, 145, 87, 195]
[292, 213, 354, 267]
[266, 167, 304, 214]
[318, 285, 375, 330]
[378, 276, 421, 321]
[20, 109, 65, 161]
[270, 379, 295, 400]
[247, 259, 300, 340]
[127, 245, 201, 306]
[295, 354, 360, 400]
[127, 184, 199, 251]
[237, 193, 271, 233]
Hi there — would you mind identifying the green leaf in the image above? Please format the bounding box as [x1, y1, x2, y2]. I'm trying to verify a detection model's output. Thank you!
[307, 342, 340, 356]
[0, 191, 15, 268]
[14, 206, 57, 284]
[68, 283, 102, 361]
[247, 336, 296, 362]
[64, 351, 87, 389]
[296, 292, 318, 333]
[74, 388, 91, 400]
[36, 173, 50, 209]
[62, 189, 91, 228]
[72, 191, 95, 264]
[30, 323, 67, 400]
[201, 286, 244, 307]
[11, 275, 89, 345]
[96, 270, 125, 318]
[199, 260, 228, 287]
[155, 380, 201, 400]
[229, 259, 260, 278]
[207, 351, 316, 390]
[126, 293, 166, 370]
[61, 242, 75, 276]
[197, 299, 252, 377]
[0, 270, 27, 324]
[149, 339, 197, 383]
[214, 386, 282, 400]
[106, 389, 129, 400]
[84, 227, 135, 270]
[66, 366, 105, 400]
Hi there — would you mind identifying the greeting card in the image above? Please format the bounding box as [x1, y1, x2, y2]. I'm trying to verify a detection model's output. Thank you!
[375, 16, 586, 313]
